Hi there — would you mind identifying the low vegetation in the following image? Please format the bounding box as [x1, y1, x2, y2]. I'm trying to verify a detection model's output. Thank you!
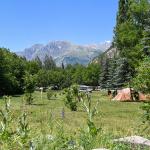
[0, 90, 149, 149]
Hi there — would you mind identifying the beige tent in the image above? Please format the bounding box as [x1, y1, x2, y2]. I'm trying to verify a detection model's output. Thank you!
[112, 88, 147, 101]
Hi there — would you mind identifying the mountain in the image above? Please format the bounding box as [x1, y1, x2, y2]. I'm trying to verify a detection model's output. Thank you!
[17, 41, 111, 66]
[92, 45, 118, 64]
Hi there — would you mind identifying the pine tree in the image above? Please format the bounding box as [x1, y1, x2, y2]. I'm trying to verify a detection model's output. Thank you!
[113, 58, 131, 89]
[142, 10, 150, 56]
[61, 62, 65, 69]
[117, 0, 129, 24]
[35, 56, 43, 69]
[114, 0, 130, 49]
[114, 0, 150, 76]
[43, 55, 56, 70]
[99, 59, 110, 89]
[133, 10, 150, 94]
[0, 49, 6, 95]
[106, 59, 117, 89]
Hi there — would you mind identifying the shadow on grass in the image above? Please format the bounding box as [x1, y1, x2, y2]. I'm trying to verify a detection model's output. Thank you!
[13, 95, 22, 97]
[29, 103, 47, 106]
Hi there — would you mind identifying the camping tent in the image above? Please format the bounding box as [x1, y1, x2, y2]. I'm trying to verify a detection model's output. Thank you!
[112, 88, 147, 101]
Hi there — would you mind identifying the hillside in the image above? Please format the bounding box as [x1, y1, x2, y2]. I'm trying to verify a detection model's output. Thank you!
[92, 45, 118, 64]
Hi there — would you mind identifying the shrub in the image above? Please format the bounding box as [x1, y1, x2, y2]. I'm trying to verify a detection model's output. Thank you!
[0, 96, 31, 149]
[0, 96, 12, 140]
[64, 84, 82, 111]
[25, 93, 34, 105]
[24, 72, 36, 105]
[47, 89, 54, 100]
[18, 112, 30, 144]
[140, 102, 150, 135]
[79, 93, 101, 150]
[64, 88, 78, 111]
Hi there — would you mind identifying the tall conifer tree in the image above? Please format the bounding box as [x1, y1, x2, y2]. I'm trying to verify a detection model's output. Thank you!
[43, 55, 56, 70]
[35, 56, 43, 69]
[99, 59, 110, 89]
[142, 10, 150, 56]
[113, 58, 131, 89]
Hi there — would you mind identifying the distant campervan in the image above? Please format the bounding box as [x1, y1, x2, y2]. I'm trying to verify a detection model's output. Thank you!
[79, 85, 93, 93]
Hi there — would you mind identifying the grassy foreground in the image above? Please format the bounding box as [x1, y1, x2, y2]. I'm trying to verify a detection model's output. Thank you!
[0, 90, 146, 149]
[0, 91, 144, 135]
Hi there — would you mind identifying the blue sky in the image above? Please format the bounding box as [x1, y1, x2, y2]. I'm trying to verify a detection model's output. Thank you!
[0, 0, 118, 52]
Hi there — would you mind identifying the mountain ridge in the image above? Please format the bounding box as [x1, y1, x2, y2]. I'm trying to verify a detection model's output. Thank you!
[17, 40, 111, 66]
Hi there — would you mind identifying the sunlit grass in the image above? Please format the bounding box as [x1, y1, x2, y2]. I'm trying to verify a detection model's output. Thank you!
[0, 90, 143, 138]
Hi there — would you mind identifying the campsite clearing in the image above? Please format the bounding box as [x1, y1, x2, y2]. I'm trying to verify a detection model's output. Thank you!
[0, 90, 144, 138]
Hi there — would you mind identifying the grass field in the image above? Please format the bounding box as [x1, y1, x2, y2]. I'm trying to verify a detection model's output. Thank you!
[0, 90, 147, 149]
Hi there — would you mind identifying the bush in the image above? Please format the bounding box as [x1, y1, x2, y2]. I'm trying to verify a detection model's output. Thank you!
[25, 93, 34, 105]
[24, 72, 36, 105]
[64, 88, 78, 111]
[0, 96, 30, 149]
[132, 57, 150, 94]
[0, 96, 12, 140]
[140, 102, 150, 135]
[47, 89, 54, 100]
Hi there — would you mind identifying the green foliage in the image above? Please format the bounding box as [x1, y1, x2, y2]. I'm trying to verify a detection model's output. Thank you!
[81, 94, 99, 122]
[0, 48, 26, 95]
[114, 0, 150, 75]
[116, 0, 129, 25]
[24, 72, 36, 104]
[72, 64, 85, 84]
[24, 72, 36, 94]
[140, 102, 150, 136]
[47, 89, 54, 100]
[84, 63, 101, 86]
[0, 91, 149, 149]
[65, 90, 78, 111]
[0, 49, 5, 95]
[71, 84, 81, 101]
[25, 93, 34, 105]
[132, 57, 150, 94]
[106, 59, 117, 89]
[99, 59, 110, 89]
[43, 55, 56, 70]
[0, 47, 102, 95]
[99, 0, 150, 91]
[25, 60, 40, 75]
[142, 10, 150, 56]
[141, 102, 150, 125]
[34, 56, 43, 69]
[18, 112, 30, 144]
[34, 90, 102, 150]
[79, 93, 101, 150]
[0, 96, 12, 140]
[50, 70, 66, 89]
[0, 96, 31, 149]
[113, 58, 131, 88]
[53, 124, 75, 149]
[64, 85, 80, 111]
[99, 57, 131, 89]
[36, 69, 68, 90]
[36, 69, 49, 87]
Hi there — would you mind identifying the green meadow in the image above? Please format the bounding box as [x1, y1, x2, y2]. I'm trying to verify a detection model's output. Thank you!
[0, 90, 144, 138]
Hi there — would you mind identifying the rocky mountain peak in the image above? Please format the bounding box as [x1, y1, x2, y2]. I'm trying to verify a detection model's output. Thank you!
[17, 41, 111, 66]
